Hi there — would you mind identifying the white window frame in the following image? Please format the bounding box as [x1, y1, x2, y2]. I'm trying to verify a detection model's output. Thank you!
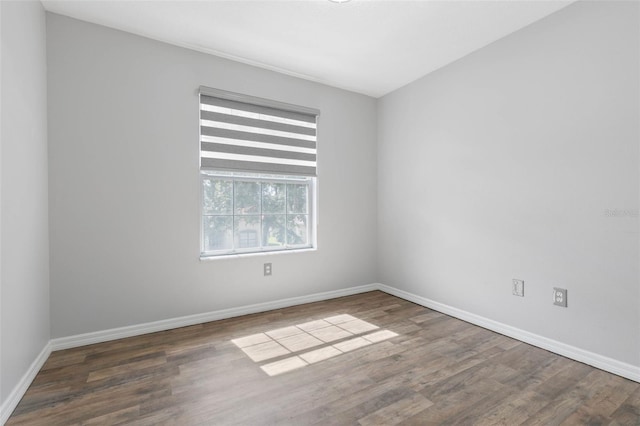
[200, 171, 317, 258]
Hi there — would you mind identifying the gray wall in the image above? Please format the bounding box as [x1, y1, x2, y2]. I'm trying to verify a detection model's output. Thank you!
[47, 14, 378, 338]
[0, 0, 50, 403]
[4, 2, 637, 410]
[378, 0, 639, 366]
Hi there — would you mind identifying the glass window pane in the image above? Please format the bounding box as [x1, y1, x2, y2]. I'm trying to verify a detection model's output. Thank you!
[262, 182, 286, 214]
[262, 214, 285, 247]
[235, 216, 261, 248]
[202, 173, 314, 256]
[235, 181, 261, 215]
[203, 177, 232, 215]
[203, 215, 232, 251]
[287, 183, 308, 214]
[287, 214, 308, 246]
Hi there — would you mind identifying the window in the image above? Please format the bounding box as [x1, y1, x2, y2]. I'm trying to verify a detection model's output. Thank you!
[199, 87, 318, 257]
[201, 172, 313, 255]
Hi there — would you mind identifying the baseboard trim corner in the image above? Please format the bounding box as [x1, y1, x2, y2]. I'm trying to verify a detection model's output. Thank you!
[50, 283, 379, 351]
[0, 342, 52, 425]
[377, 283, 640, 383]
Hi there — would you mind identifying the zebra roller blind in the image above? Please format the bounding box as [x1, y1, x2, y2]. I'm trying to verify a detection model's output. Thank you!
[199, 86, 319, 176]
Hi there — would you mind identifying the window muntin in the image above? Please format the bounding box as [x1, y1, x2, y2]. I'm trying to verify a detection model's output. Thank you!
[198, 87, 318, 258]
[201, 172, 314, 257]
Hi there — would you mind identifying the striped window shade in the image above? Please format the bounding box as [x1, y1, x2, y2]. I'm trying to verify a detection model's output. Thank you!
[199, 86, 319, 176]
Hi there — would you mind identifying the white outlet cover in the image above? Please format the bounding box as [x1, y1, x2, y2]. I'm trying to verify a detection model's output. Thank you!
[512, 279, 524, 297]
[553, 287, 567, 307]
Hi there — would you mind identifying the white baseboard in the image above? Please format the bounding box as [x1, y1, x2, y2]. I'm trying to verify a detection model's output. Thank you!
[49, 281, 640, 382]
[4, 281, 638, 425]
[4, 284, 376, 424]
[377, 283, 640, 383]
[0, 342, 51, 425]
[50, 283, 378, 351]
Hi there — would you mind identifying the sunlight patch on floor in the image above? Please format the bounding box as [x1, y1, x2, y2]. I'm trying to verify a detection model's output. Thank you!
[231, 314, 399, 376]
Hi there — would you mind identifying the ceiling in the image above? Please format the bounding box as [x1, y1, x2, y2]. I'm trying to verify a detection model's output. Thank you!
[41, 0, 575, 98]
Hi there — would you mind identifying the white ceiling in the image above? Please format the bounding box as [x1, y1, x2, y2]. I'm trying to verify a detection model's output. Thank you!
[41, 0, 575, 98]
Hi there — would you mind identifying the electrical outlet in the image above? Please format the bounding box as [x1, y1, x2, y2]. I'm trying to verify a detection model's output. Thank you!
[512, 279, 524, 297]
[553, 288, 567, 307]
[264, 263, 272, 276]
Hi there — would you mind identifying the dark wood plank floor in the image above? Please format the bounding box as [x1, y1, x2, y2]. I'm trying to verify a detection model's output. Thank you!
[7, 291, 640, 425]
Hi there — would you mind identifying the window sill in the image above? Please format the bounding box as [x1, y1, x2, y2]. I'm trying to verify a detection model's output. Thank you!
[199, 247, 317, 262]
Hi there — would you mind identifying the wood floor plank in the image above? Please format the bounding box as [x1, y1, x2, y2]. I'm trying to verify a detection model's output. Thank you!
[6, 291, 639, 425]
[315, 386, 418, 425]
[520, 393, 587, 426]
[290, 368, 422, 424]
[86, 352, 167, 382]
[82, 405, 141, 426]
[357, 392, 434, 426]
[610, 386, 640, 425]
[474, 389, 552, 426]
[559, 370, 640, 425]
